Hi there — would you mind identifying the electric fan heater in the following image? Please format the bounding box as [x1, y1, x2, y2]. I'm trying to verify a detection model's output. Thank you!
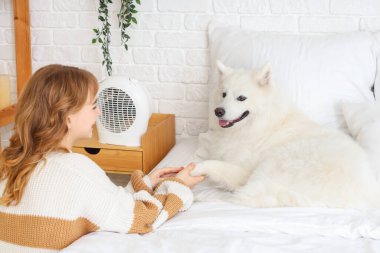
[96, 76, 152, 147]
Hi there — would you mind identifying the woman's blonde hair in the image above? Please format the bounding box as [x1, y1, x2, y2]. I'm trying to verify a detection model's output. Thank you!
[0, 64, 98, 206]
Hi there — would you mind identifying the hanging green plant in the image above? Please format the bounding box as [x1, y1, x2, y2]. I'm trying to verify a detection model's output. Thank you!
[92, 0, 141, 76]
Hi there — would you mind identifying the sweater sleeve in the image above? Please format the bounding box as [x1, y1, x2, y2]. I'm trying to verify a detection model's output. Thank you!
[63, 154, 193, 235]
[124, 170, 193, 233]
[124, 171, 153, 194]
[100, 170, 193, 234]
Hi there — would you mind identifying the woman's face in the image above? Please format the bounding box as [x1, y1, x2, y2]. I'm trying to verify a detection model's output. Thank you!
[67, 94, 101, 141]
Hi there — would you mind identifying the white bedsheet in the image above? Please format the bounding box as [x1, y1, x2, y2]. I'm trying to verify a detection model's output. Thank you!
[62, 137, 380, 253]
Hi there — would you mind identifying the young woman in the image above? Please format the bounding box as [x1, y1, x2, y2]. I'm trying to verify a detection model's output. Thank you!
[0, 65, 204, 252]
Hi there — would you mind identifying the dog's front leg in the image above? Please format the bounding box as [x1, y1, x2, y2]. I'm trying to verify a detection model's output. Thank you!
[191, 160, 250, 191]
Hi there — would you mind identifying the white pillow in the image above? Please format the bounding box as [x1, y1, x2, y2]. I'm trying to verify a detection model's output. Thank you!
[341, 101, 380, 181]
[208, 22, 379, 131]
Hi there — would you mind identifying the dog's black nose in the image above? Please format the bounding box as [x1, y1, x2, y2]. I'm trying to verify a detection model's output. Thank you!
[215, 107, 225, 117]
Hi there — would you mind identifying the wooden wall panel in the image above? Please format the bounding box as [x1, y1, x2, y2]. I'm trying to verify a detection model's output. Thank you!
[13, 0, 32, 95]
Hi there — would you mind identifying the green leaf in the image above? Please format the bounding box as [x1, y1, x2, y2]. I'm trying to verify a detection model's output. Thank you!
[95, 0, 140, 76]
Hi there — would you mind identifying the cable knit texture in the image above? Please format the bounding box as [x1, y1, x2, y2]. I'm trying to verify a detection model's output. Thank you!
[0, 152, 193, 253]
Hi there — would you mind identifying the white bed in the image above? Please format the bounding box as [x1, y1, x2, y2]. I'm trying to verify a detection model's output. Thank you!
[63, 23, 380, 253]
[62, 137, 380, 253]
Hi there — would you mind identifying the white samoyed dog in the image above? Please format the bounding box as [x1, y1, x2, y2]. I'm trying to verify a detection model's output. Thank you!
[191, 61, 380, 210]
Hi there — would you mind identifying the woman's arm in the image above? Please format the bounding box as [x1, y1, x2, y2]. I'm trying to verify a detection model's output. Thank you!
[67, 154, 203, 234]
[101, 170, 194, 234]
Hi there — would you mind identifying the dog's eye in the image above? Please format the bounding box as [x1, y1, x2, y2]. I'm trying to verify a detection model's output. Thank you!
[237, 96, 247, 101]
[222, 92, 226, 98]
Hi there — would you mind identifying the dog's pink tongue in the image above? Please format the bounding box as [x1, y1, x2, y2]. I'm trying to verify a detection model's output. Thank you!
[219, 119, 230, 127]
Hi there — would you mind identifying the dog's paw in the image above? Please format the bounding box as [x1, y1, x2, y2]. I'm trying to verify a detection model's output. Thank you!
[190, 162, 209, 177]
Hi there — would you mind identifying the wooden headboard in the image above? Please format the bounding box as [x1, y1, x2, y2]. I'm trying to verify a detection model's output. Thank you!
[0, 0, 32, 127]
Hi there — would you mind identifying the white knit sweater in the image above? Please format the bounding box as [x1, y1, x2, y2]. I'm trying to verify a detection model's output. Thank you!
[0, 152, 193, 253]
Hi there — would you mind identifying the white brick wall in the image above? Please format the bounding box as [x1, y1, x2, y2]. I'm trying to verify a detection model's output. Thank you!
[270, 0, 330, 14]
[1, 0, 380, 148]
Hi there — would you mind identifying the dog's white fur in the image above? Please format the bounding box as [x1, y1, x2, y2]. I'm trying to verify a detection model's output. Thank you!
[192, 61, 380, 210]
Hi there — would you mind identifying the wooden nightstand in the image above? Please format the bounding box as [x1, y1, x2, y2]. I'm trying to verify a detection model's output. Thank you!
[72, 113, 175, 174]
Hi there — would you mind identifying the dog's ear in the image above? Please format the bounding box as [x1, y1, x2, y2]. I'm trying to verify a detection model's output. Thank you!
[216, 60, 233, 75]
[256, 63, 272, 87]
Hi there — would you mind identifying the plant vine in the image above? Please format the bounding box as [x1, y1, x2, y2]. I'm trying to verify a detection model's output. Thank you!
[92, 0, 141, 76]
[118, 0, 140, 52]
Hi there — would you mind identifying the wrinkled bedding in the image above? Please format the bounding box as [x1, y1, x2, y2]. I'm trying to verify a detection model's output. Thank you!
[62, 138, 380, 253]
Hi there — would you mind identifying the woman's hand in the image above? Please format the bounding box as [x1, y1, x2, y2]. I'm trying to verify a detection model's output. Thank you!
[175, 163, 205, 189]
[148, 167, 184, 188]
